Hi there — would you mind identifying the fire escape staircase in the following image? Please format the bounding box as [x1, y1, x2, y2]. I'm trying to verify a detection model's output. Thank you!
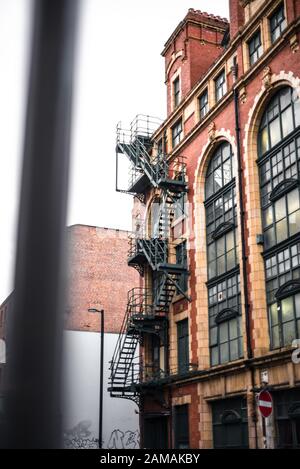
[108, 288, 166, 403]
[110, 115, 190, 403]
[116, 115, 187, 198]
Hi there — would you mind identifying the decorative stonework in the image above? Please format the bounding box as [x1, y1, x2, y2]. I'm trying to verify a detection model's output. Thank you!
[262, 66, 272, 89]
[208, 121, 216, 140]
[244, 70, 300, 152]
[192, 129, 248, 371]
[240, 85, 247, 104]
[166, 50, 183, 79]
[290, 34, 299, 54]
[242, 70, 300, 357]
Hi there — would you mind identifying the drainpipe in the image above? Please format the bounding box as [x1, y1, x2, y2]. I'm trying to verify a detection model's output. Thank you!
[232, 61, 258, 449]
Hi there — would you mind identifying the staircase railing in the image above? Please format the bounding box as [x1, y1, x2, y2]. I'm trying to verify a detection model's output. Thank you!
[117, 115, 188, 193]
[109, 287, 165, 392]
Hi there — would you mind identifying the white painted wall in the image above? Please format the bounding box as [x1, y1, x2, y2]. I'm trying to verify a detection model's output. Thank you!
[62, 330, 139, 449]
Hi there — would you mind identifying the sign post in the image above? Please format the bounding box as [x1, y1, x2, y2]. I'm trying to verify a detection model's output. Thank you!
[258, 390, 273, 449]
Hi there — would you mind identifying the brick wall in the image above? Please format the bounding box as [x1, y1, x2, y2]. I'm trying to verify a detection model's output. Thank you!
[65, 225, 139, 334]
[162, 9, 228, 116]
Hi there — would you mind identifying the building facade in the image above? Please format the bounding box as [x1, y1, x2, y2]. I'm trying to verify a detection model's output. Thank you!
[0, 225, 140, 448]
[63, 224, 140, 449]
[109, 0, 300, 449]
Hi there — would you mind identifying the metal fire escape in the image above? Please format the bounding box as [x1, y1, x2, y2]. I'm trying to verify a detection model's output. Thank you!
[109, 115, 189, 403]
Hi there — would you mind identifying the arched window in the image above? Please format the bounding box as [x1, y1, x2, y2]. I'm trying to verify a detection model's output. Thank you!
[205, 142, 243, 366]
[259, 86, 300, 156]
[258, 86, 300, 349]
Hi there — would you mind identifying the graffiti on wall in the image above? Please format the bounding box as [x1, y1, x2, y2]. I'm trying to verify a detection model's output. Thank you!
[64, 420, 98, 449]
[107, 429, 140, 449]
[64, 420, 140, 449]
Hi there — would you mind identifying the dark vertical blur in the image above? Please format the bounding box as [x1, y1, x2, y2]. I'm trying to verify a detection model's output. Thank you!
[2, 0, 79, 448]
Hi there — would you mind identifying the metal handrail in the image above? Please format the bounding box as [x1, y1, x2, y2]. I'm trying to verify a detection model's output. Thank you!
[117, 116, 187, 192]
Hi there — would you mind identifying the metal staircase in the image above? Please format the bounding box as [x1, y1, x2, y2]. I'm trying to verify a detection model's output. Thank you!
[116, 114, 187, 199]
[108, 288, 166, 403]
[110, 114, 189, 404]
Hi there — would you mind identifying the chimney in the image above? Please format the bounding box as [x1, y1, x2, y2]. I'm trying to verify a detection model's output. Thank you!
[162, 9, 229, 116]
[229, 0, 245, 39]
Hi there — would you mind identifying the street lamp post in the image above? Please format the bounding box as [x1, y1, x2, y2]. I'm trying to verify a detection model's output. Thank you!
[88, 308, 104, 449]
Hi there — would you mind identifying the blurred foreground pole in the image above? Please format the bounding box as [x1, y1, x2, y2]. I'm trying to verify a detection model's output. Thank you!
[4, 0, 79, 448]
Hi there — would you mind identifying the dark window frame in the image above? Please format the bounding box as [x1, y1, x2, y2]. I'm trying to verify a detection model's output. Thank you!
[208, 272, 243, 366]
[171, 119, 183, 148]
[175, 241, 188, 293]
[258, 86, 300, 157]
[274, 389, 300, 449]
[264, 240, 300, 349]
[258, 86, 300, 350]
[270, 3, 287, 44]
[199, 89, 209, 119]
[205, 142, 243, 366]
[247, 29, 263, 66]
[173, 77, 180, 108]
[177, 318, 189, 374]
[212, 397, 249, 449]
[174, 404, 190, 449]
[215, 70, 226, 102]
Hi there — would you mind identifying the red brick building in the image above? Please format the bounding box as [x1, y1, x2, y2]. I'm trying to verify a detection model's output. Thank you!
[0, 225, 140, 446]
[66, 224, 139, 333]
[110, 0, 300, 449]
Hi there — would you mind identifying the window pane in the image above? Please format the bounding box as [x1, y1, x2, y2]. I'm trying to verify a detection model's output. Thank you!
[226, 230, 234, 251]
[230, 339, 239, 360]
[280, 87, 291, 110]
[282, 106, 294, 138]
[281, 296, 294, 322]
[211, 346, 219, 366]
[272, 325, 280, 348]
[219, 322, 228, 343]
[210, 326, 218, 346]
[294, 95, 300, 127]
[229, 318, 238, 339]
[282, 321, 296, 345]
[269, 117, 281, 148]
[206, 174, 214, 198]
[217, 237, 225, 256]
[217, 255, 226, 275]
[220, 342, 229, 363]
[263, 206, 273, 227]
[270, 303, 279, 325]
[223, 158, 231, 185]
[295, 293, 300, 318]
[260, 127, 269, 154]
[209, 261, 216, 279]
[288, 189, 300, 214]
[289, 211, 300, 237]
[275, 197, 286, 221]
[214, 168, 223, 192]
[227, 249, 236, 271]
[265, 226, 276, 248]
[276, 218, 288, 243]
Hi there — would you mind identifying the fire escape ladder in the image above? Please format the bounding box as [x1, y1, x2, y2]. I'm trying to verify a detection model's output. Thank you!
[108, 295, 140, 402]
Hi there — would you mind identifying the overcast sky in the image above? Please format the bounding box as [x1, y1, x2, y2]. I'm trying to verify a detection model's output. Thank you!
[0, 0, 229, 302]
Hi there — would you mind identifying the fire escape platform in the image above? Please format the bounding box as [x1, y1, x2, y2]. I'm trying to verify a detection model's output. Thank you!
[128, 251, 146, 266]
[128, 173, 150, 194]
[130, 313, 167, 323]
[157, 178, 188, 192]
[157, 263, 187, 273]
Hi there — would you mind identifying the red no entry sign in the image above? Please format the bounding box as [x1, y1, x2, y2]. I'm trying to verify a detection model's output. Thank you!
[258, 390, 273, 418]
